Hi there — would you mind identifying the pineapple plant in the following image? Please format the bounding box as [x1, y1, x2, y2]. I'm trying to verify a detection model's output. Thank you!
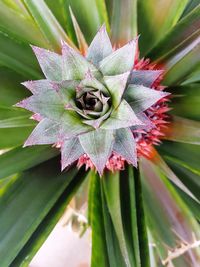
[0, 0, 200, 266]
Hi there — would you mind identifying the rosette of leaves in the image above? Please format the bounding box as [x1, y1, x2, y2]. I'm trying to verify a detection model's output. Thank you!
[0, 1, 200, 267]
[16, 27, 168, 175]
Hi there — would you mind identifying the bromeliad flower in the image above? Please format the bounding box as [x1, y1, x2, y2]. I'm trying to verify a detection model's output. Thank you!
[16, 25, 169, 175]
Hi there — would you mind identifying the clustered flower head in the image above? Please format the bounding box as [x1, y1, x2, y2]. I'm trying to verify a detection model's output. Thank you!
[16, 25, 170, 175]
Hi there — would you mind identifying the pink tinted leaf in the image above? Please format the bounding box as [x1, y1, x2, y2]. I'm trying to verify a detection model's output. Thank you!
[21, 80, 60, 94]
[99, 39, 137, 75]
[79, 129, 114, 175]
[125, 84, 170, 113]
[62, 41, 99, 80]
[87, 24, 112, 66]
[24, 118, 60, 146]
[113, 128, 137, 167]
[31, 46, 62, 81]
[61, 138, 84, 171]
[129, 70, 163, 87]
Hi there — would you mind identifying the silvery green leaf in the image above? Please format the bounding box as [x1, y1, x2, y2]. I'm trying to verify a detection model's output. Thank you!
[99, 39, 137, 75]
[104, 72, 130, 108]
[61, 138, 84, 171]
[79, 129, 114, 175]
[62, 42, 100, 80]
[31, 46, 62, 81]
[101, 100, 142, 129]
[113, 128, 137, 167]
[125, 85, 170, 113]
[21, 80, 59, 94]
[56, 80, 78, 103]
[24, 118, 60, 146]
[15, 90, 64, 120]
[87, 24, 112, 67]
[59, 111, 92, 140]
[129, 70, 163, 87]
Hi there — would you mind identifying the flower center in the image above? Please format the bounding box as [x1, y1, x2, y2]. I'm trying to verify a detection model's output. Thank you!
[76, 87, 111, 120]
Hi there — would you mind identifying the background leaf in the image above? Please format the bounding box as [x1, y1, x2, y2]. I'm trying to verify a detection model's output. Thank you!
[23, 0, 75, 52]
[0, 158, 80, 267]
[110, 0, 137, 45]
[138, 0, 189, 55]
[88, 171, 109, 267]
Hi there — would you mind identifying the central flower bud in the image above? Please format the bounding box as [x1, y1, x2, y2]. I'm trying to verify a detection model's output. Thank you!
[76, 88, 110, 120]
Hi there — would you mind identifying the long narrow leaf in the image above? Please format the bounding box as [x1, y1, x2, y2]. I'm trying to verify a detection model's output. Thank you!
[0, 158, 78, 267]
[0, 32, 41, 79]
[0, 146, 58, 180]
[138, 0, 189, 55]
[10, 167, 87, 267]
[88, 171, 109, 267]
[23, 0, 75, 52]
[110, 0, 137, 45]
[102, 171, 132, 267]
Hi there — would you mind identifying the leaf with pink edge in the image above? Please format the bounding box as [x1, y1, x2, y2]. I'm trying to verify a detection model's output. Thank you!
[15, 90, 63, 120]
[24, 118, 60, 147]
[87, 24, 112, 67]
[62, 42, 100, 80]
[21, 80, 60, 94]
[125, 85, 170, 113]
[79, 129, 114, 175]
[129, 70, 163, 87]
[99, 40, 137, 75]
[113, 128, 137, 167]
[61, 138, 84, 171]
[31, 46, 62, 81]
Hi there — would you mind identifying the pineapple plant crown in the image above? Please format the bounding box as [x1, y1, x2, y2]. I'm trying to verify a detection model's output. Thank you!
[16, 25, 169, 175]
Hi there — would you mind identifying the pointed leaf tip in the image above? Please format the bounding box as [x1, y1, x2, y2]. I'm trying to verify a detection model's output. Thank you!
[31, 45, 62, 81]
[24, 118, 60, 147]
[99, 39, 137, 75]
[125, 85, 170, 113]
[113, 128, 137, 167]
[87, 23, 112, 67]
[79, 129, 114, 175]
[61, 138, 84, 171]
[62, 40, 99, 80]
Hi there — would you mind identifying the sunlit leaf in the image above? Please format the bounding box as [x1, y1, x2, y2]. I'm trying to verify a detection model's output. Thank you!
[138, 0, 189, 55]
[110, 0, 137, 45]
[0, 0, 47, 46]
[23, 0, 75, 52]
[148, 5, 200, 61]
[0, 159, 78, 266]
[164, 116, 200, 144]
[140, 157, 200, 264]
[0, 32, 41, 79]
